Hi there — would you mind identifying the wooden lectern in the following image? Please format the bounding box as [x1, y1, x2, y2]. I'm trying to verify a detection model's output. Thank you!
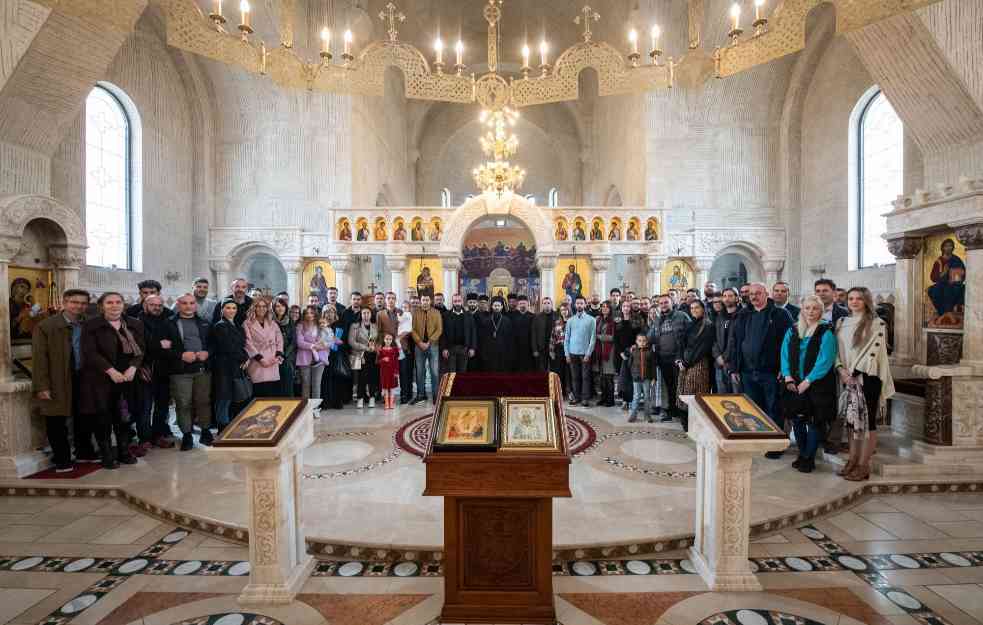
[423, 373, 571, 625]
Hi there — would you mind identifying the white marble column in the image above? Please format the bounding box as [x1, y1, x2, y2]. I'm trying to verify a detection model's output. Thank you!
[954, 220, 983, 370]
[763, 260, 784, 288]
[694, 257, 713, 291]
[538, 255, 558, 304]
[886, 236, 925, 366]
[684, 395, 788, 591]
[591, 256, 611, 301]
[386, 256, 406, 299]
[442, 256, 462, 296]
[207, 401, 318, 605]
[329, 255, 352, 302]
[647, 256, 664, 297]
[210, 260, 233, 297]
[281, 258, 303, 306]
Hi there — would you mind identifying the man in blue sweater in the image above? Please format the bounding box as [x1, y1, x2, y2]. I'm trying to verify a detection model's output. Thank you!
[564, 296, 597, 406]
[729, 283, 794, 457]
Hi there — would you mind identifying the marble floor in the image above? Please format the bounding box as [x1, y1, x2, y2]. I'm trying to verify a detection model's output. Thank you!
[4, 492, 983, 623]
[0, 402, 943, 555]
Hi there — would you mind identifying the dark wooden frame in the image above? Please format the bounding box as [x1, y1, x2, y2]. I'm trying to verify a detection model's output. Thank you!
[13, 358, 32, 378]
[499, 397, 560, 452]
[213, 397, 307, 448]
[695, 393, 787, 440]
[433, 397, 500, 452]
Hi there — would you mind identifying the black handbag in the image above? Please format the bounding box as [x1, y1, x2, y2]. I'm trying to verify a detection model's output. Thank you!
[231, 370, 253, 403]
[331, 351, 353, 381]
[781, 384, 811, 419]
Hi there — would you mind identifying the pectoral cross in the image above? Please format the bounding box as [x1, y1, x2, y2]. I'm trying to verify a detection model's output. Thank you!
[379, 2, 405, 42]
[574, 6, 600, 43]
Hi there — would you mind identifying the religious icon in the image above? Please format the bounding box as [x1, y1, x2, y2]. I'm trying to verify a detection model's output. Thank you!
[669, 265, 688, 289]
[926, 236, 966, 328]
[355, 219, 370, 241]
[411, 218, 425, 241]
[310, 265, 329, 307]
[608, 219, 622, 241]
[627, 219, 640, 241]
[561, 264, 583, 301]
[393, 218, 407, 241]
[501, 398, 558, 451]
[644, 218, 659, 241]
[416, 266, 435, 299]
[215, 398, 307, 447]
[572, 219, 587, 241]
[374, 218, 388, 241]
[696, 394, 785, 440]
[9, 267, 54, 343]
[590, 219, 604, 241]
[554, 219, 568, 241]
[337, 219, 353, 241]
[429, 218, 442, 241]
[433, 398, 499, 450]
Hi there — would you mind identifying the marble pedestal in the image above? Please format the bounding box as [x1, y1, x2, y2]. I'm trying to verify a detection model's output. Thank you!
[0, 378, 52, 478]
[207, 400, 318, 606]
[683, 395, 789, 592]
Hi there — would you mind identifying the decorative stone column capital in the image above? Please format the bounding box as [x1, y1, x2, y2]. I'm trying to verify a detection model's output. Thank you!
[762, 259, 785, 273]
[280, 257, 304, 274]
[590, 256, 611, 273]
[647, 255, 666, 272]
[385, 256, 407, 272]
[886, 236, 924, 260]
[209, 259, 233, 273]
[440, 256, 462, 272]
[537, 255, 558, 271]
[328, 255, 352, 273]
[0, 236, 21, 263]
[694, 256, 715, 272]
[48, 244, 86, 269]
[953, 220, 983, 251]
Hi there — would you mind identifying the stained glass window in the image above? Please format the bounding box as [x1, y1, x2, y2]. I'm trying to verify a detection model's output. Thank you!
[85, 85, 132, 269]
[858, 91, 903, 268]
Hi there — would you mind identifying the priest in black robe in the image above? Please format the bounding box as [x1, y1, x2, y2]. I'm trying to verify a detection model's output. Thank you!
[478, 296, 513, 372]
[510, 294, 535, 372]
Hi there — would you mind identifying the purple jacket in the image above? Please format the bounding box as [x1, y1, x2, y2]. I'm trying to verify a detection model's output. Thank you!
[295, 324, 323, 367]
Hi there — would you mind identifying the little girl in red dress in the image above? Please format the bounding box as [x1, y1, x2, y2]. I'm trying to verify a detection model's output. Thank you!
[376, 333, 400, 410]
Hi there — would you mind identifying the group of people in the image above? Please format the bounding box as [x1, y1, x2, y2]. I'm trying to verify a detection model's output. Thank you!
[30, 273, 893, 482]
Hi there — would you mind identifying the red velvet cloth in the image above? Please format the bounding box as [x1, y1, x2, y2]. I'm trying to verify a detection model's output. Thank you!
[446, 372, 550, 398]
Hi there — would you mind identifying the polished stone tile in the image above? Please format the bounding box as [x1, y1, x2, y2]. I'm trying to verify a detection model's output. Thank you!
[0, 524, 56, 542]
[906, 586, 983, 625]
[851, 498, 902, 514]
[36, 515, 133, 544]
[0, 497, 61, 515]
[826, 511, 898, 541]
[879, 568, 961, 586]
[878, 495, 973, 522]
[933, 521, 983, 538]
[0, 588, 56, 624]
[91, 515, 163, 545]
[860, 512, 950, 539]
[926, 584, 983, 621]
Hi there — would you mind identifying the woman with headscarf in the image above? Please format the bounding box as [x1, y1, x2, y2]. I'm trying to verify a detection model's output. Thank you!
[80, 292, 145, 469]
[477, 296, 513, 372]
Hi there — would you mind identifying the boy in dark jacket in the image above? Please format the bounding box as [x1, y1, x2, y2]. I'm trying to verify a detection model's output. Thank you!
[627, 334, 657, 423]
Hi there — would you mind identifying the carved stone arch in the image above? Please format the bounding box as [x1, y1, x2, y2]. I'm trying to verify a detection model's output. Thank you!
[439, 195, 554, 256]
[226, 240, 282, 279]
[0, 195, 86, 248]
[711, 242, 767, 284]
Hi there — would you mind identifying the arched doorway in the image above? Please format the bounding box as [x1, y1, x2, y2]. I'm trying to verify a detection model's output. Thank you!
[710, 254, 748, 290]
[244, 252, 287, 295]
[459, 215, 539, 302]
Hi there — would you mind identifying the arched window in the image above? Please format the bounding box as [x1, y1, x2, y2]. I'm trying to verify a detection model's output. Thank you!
[440, 188, 451, 208]
[850, 88, 902, 269]
[84, 83, 141, 270]
[548, 187, 559, 207]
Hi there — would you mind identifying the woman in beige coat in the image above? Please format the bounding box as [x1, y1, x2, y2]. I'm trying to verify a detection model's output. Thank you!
[348, 307, 379, 408]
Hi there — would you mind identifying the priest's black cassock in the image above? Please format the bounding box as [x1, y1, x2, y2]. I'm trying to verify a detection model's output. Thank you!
[510, 310, 535, 372]
[478, 311, 514, 372]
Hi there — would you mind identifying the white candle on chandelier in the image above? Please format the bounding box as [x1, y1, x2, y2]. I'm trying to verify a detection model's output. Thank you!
[455, 40, 463, 66]
[213, 0, 222, 17]
[320, 28, 331, 54]
[239, 0, 250, 28]
[434, 37, 444, 64]
[651, 24, 661, 52]
[754, 0, 765, 22]
[539, 39, 548, 66]
[730, 3, 741, 30]
[522, 43, 530, 68]
[628, 29, 639, 54]
[343, 29, 353, 55]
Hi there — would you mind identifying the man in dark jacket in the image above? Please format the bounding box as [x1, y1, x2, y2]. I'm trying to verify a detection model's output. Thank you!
[814, 279, 848, 325]
[510, 295, 536, 371]
[646, 294, 691, 422]
[32, 289, 93, 471]
[137, 295, 176, 450]
[165, 294, 214, 450]
[530, 297, 556, 371]
[440, 293, 477, 373]
[728, 283, 793, 457]
[127, 280, 173, 320]
[211, 278, 253, 326]
[713, 288, 740, 393]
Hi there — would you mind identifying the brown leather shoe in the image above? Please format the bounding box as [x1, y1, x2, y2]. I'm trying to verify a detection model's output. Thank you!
[836, 460, 856, 477]
[844, 465, 870, 481]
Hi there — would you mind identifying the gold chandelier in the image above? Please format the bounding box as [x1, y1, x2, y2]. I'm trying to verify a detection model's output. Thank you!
[473, 107, 526, 197]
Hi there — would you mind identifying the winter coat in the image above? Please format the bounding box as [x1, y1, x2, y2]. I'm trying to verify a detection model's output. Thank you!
[244, 318, 283, 384]
[79, 316, 145, 415]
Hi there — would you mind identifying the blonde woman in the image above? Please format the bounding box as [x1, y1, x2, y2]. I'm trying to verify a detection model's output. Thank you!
[834, 287, 894, 481]
[243, 296, 284, 397]
[780, 295, 838, 473]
